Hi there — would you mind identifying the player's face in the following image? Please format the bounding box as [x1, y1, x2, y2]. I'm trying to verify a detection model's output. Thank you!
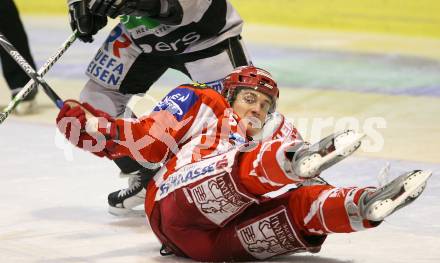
[232, 89, 272, 136]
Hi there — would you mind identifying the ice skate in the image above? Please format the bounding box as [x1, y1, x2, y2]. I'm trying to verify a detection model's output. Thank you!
[360, 170, 432, 221]
[11, 86, 38, 115]
[108, 169, 155, 217]
[293, 130, 365, 178]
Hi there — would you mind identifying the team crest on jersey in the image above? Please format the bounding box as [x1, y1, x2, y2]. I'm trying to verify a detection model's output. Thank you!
[237, 207, 307, 259]
[153, 88, 198, 121]
[103, 25, 132, 58]
[121, 15, 176, 39]
[189, 172, 257, 226]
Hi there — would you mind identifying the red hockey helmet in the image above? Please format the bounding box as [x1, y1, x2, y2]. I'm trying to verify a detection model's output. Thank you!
[222, 66, 279, 113]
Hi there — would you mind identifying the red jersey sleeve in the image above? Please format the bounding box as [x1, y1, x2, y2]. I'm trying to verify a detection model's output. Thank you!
[111, 84, 231, 164]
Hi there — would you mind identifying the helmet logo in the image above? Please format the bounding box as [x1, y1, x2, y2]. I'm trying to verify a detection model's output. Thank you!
[259, 81, 273, 90]
[256, 69, 273, 79]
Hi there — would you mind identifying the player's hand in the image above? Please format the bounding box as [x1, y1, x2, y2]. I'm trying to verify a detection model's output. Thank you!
[69, 0, 107, 43]
[88, 0, 160, 19]
[56, 99, 119, 159]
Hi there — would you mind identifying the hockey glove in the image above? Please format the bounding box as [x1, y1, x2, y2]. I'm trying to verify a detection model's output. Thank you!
[56, 99, 120, 159]
[69, 0, 108, 42]
[88, 0, 160, 19]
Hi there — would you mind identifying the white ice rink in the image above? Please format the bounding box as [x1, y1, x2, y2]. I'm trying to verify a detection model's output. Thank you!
[1, 17, 440, 262]
[1, 121, 439, 263]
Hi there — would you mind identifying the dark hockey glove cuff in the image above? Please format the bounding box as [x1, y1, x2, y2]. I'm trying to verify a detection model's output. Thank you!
[69, 0, 107, 42]
[89, 0, 161, 19]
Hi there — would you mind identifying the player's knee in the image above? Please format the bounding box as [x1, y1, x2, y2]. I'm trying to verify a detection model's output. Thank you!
[287, 185, 333, 227]
[289, 185, 333, 206]
[79, 80, 123, 117]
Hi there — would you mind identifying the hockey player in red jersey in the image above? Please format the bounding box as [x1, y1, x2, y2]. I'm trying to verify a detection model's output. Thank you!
[57, 66, 431, 261]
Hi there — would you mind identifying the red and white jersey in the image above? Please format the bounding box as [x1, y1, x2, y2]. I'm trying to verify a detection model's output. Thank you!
[112, 83, 303, 216]
[114, 83, 247, 166]
[114, 83, 301, 166]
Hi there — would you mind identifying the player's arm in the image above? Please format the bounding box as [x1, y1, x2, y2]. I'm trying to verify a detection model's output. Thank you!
[239, 113, 365, 195]
[88, 0, 212, 25]
[56, 85, 200, 163]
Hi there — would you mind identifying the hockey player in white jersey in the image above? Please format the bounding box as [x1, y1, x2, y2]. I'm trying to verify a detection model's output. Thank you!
[67, 0, 249, 114]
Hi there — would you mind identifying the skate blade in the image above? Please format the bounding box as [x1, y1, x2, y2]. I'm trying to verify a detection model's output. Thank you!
[108, 206, 146, 217]
[296, 132, 365, 178]
[366, 170, 432, 221]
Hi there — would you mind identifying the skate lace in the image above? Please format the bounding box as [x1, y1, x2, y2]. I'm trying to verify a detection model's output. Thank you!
[118, 174, 142, 198]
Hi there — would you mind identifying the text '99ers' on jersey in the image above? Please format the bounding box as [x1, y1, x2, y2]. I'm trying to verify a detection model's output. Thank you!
[120, 0, 243, 55]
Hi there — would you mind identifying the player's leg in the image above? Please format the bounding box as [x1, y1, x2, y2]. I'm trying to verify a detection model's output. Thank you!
[107, 166, 159, 216]
[0, 0, 38, 114]
[236, 140, 431, 232]
[289, 184, 377, 234]
[148, 145, 431, 261]
[79, 79, 132, 116]
[237, 143, 375, 234]
[80, 23, 168, 215]
[289, 170, 431, 235]
[359, 169, 431, 221]
[165, 171, 431, 261]
[151, 185, 326, 261]
[290, 130, 365, 178]
[236, 131, 365, 196]
[173, 35, 251, 92]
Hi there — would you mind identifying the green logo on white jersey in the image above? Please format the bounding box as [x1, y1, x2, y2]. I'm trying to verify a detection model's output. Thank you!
[120, 15, 159, 30]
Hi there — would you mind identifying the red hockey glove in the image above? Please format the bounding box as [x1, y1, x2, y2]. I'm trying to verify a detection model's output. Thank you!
[56, 99, 121, 159]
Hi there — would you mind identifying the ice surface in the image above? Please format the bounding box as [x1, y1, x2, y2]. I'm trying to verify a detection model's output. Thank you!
[1, 121, 439, 263]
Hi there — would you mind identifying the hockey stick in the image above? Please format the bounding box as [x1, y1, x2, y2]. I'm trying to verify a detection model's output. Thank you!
[0, 31, 77, 124]
[0, 33, 63, 107]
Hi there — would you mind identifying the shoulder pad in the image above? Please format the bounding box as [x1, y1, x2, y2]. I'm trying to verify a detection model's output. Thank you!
[153, 86, 199, 121]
